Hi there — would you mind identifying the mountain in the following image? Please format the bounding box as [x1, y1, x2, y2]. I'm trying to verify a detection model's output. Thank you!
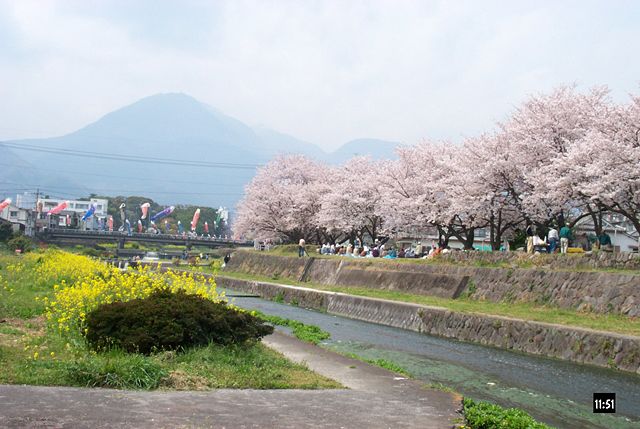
[252, 126, 326, 160]
[330, 138, 400, 164]
[1, 93, 400, 208]
[0, 144, 87, 201]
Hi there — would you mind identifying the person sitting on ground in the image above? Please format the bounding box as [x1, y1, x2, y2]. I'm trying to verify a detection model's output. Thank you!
[405, 247, 415, 258]
[385, 247, 397, 258]
[372, 246, 380, 257]
[346, 243, 353, 254]
[398, 247, 405, 258]
[427, 246, 442, 259]
[533, 235, 548, 253]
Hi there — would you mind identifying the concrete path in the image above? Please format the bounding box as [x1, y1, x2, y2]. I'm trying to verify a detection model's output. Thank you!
[0, 332, 461, 429]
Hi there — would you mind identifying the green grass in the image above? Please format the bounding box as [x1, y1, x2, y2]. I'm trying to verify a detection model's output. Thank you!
[0, 254, 57, 319]
[255, 312, 331, 345]
[219, 271, 640, 336]
[0, 251, 341, 390]
[0, 337, 340, 390]
[342, 352, 411, 377]
[166, 342, 339, 389]
[463, 397, 554, 429]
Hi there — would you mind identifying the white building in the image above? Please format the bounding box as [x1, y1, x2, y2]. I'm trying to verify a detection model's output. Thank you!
[574, 213, 639, 253]
[0, 204, 35, 236]
[40, 197, 108, 217]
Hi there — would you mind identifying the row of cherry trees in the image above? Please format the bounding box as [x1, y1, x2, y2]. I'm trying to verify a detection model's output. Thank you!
[234, 85, 640, 250]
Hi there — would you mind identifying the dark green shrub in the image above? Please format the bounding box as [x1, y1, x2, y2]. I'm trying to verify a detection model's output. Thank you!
[85, 289, 274, 354]
[0, 222, 13, 242]
[7, 233, 33, 253]
[81, 247, 100, 257]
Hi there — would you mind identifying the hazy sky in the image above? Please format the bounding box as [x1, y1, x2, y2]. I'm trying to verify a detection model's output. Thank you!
[1, 0, 639, 150]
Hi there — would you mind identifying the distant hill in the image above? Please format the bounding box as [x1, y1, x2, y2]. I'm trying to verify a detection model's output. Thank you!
[1, 93, 400, 208]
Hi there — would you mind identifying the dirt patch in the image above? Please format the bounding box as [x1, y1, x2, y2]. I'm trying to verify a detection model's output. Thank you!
[0, 316, 46, 347]
[161, 370, 210, 391]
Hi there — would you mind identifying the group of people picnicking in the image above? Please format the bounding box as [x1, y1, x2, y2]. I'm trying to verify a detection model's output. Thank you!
[294, 225, 615, 259]
[525, 224, 613, 254]
[298, 238, 451, 259]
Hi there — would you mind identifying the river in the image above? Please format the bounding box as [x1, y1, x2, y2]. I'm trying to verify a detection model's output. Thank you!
[227, 291, 640, 429]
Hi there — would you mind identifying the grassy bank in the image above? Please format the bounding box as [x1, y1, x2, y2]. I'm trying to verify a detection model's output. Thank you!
[0, 250, 340, 390]
[219, 271, 640, 336]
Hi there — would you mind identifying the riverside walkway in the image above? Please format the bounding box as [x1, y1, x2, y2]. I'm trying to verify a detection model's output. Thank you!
[0, 331, 460, 429]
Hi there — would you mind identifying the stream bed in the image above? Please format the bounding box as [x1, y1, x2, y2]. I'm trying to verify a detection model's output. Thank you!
[227, 290, 640, 429]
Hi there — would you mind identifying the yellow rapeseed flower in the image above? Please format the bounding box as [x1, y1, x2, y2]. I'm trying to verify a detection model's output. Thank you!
[43, 251, 222, 335]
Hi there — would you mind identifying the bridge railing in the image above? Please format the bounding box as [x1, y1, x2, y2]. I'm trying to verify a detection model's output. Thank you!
[42, 228, 252, 245]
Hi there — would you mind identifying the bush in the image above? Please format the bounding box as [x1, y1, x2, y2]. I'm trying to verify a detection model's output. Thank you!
[463, 398, 553, 429]
[81, 247, 100, 257]
[85, 289, 274, 354]
[0, 222, 12, 242]
[7, 233, 33, 253]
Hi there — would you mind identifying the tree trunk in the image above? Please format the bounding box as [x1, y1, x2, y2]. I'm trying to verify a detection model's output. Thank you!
[462, 227, 476, 250]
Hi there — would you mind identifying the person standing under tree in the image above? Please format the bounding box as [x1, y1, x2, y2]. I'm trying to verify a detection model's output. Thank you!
[298, 238, 306, 257]
[598, 231, 613, 252]
[526, 223, 534, 254]
[560, 224, 572, 254]
[547, 226, 559, 253]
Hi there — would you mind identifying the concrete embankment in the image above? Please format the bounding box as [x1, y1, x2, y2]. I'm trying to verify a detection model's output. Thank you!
[226, 251, 640, 316]
[217, 275, 640, 374]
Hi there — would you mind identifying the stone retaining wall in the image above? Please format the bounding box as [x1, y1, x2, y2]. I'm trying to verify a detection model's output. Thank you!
[225, 252, 640, 316]
[438, 250, 640, 271]
[217, 275, 640, 374]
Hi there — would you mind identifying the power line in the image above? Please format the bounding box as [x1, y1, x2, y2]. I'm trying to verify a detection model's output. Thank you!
[0, 162, 250, 187]
[0, 181, 242, 197]
[0, 142, 262, 170]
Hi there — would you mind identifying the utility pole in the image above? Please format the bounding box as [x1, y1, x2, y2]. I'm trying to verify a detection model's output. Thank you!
[33, 188, 39, 237]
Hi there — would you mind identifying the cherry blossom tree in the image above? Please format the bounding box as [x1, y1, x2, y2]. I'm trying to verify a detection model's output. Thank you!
[549, 93, 640, 236]
[449, 133, 525, 250]
[234, 155, 327, 242]
[380, 142, 456, 246]
[317, 156, 386, 243]
[233, 85, 640, 250]
[501, 85, 613, 229]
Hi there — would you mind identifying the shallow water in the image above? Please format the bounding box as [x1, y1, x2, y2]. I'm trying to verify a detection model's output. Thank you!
[228, 291, 640, 429]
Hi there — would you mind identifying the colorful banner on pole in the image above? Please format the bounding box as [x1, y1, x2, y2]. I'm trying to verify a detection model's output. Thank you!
[151, 206, 175, 222]
[47, 201, 68, 215]
[140, 202, 150, 220]
[81, 205, 96, 221]
[0, 198, 11, 212]
[191, 208, 200, 231]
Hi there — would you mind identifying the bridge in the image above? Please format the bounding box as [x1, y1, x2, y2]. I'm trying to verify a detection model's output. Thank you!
[37, 228, 252, 250]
